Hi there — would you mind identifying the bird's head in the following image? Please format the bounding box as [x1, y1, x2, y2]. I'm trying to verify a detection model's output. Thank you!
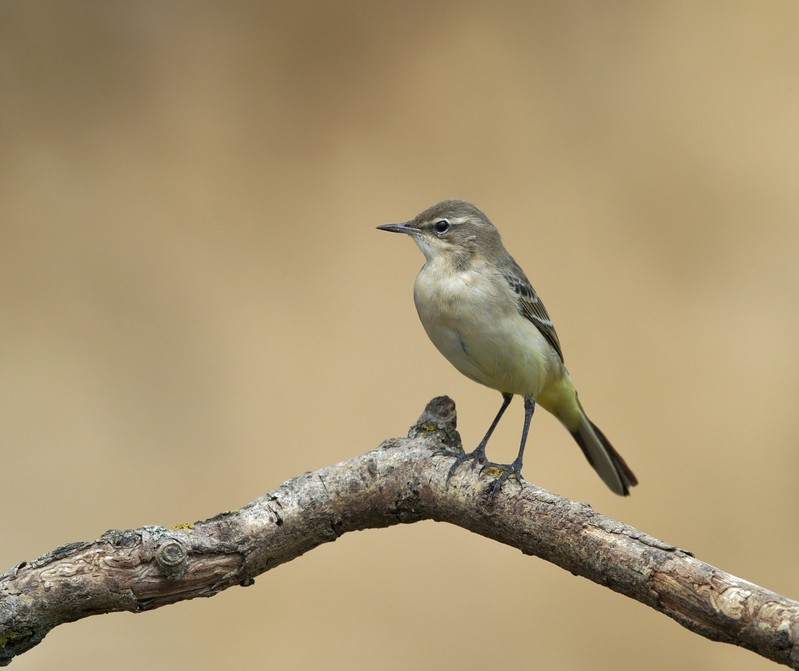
[377, 199, 503, 268]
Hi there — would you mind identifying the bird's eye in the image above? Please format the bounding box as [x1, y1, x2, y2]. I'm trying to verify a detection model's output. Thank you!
[434, 219, 450, 234]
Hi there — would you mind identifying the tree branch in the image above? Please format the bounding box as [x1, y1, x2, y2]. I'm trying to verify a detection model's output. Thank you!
[1, 397, 797, 667]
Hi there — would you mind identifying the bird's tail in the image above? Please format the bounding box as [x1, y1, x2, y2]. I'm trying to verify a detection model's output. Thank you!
[571, 413, 638, 496]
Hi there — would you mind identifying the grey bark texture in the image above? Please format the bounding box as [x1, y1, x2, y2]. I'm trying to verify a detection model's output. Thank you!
[1, 397, 797, 667]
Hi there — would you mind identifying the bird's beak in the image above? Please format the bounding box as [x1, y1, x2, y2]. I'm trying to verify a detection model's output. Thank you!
[376, 221, 418, 235]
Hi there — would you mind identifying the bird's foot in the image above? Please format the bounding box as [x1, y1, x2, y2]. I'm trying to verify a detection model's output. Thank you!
[446, 445, 488, 484]
[482, 457, 524, 495]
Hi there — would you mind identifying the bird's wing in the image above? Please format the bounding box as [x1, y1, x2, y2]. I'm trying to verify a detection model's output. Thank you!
[502, 262, 564, 362]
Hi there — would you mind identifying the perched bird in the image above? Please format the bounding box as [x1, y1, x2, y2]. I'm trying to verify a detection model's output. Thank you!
[377, 199, 637, 495]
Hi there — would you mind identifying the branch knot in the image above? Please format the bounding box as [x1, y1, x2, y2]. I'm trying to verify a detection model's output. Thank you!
[155, 540, 188, 579]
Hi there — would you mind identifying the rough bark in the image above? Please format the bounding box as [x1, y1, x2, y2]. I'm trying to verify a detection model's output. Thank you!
[1, 397, 797, 667]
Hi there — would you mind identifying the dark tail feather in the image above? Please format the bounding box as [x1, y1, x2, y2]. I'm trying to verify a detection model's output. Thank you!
[571, 415, 638, 496]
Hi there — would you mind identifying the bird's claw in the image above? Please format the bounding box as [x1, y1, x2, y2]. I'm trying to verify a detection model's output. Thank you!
[447, 449, 524, 495]
[484, 459, 524, 495]
[446, 447, 488, 484]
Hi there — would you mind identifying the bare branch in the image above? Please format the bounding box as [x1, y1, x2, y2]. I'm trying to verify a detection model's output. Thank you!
[1, 397, 797, 668]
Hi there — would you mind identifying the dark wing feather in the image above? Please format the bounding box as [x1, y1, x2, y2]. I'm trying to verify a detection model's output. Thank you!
[502, 260, 564, 362]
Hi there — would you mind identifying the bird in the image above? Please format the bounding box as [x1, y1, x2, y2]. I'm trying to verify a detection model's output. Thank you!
[377, 199, 637, 496]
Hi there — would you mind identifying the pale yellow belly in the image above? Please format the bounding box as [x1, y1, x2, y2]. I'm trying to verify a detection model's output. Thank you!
[414, 276, 560, 399]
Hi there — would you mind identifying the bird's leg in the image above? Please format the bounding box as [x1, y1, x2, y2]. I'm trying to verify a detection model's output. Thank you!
[489, 397, 535, 494]
[447, 393, 513, 483]
[471, 393, 514, 465]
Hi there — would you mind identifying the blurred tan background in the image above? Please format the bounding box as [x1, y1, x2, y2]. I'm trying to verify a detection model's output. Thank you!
[2, 2, 798, 669]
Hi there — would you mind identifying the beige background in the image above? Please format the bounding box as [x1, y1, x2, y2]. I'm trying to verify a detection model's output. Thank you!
[3, 3, 799, 670]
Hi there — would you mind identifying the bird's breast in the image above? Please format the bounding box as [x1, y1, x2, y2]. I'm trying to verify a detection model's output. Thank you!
[412, 264, 560, 397]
